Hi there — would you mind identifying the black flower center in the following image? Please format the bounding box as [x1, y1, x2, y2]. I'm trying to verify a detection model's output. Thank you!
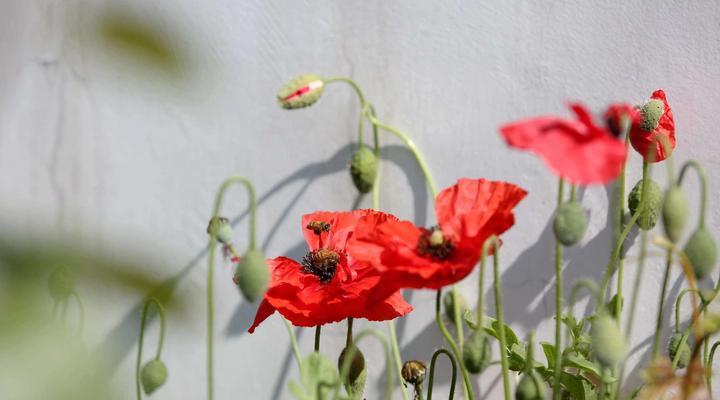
[416, 227, 455, 261]
[301, 248, 340, 283]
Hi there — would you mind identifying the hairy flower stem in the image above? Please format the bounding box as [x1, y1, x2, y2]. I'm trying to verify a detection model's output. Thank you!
[483, 236, 511, 400]
[707, 341, 720, 393]
[206, 176, 258, 400]
[552, 177, 565, 400]
[436, 290, 475, 400]
[427, 348, 457, 400]
[135, 298, 166, 400]
[650, 249, 673, 358]
[283, 318, 303, 372]
[314, 325, 322, 352]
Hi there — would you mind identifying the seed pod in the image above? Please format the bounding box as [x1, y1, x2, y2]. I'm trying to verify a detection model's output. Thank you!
[401, 360, 427, 386]
[338, 347, 367, 400]
[277, 74, 324, 109]
[591, 314, 626, 368]
[515, 372, 546, 400]
[667, 332, 691, 369]
[141, 359, 168, 395]
[48, 266, 75, 301]
[233, 249, 269, 302]
[662, 185, 689, 243]
[628, 179, 662, 230]
[552, 201, 588, 246]
[639, 99, 664, 132]
[443, 291, 467, 326]
[207, 216, 233, 245]
[349, 145, 378, 194]
[684, 228, 718, 280]
[463, 331, 492, 374]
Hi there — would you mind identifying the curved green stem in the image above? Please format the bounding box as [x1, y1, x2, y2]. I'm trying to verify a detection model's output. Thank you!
[135, 298, 166, 400]
[336, 328, 394, 400]
[677, 160, 707, 228]
[388, 321, 411, 400]
[675, 288, 701, 333]
[484, 236, 511, 400]
[553, 178, 565, 400]
[566, 279, 599, 347]
[206, 176, 258, 400]
[283, 318, 303, 373]
[436, 290, 474, 400]
[707, 341, 720, 393]
[427, 348, 457, 400]
[650, 249, 673, 357]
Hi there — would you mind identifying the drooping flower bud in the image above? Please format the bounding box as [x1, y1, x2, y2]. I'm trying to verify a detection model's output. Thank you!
[628, 179, 662, 230]
[277, 74, 324, 109]
[338, 346, 367, 400]
[48, 266, 75, 301]
[401, 360, 427, 386]
[443, 290, 467, 326]
[515, 372, 546, 400]
[684, 228, 718, 280]
[463, 331, 492, 374]
[233, 249, 269, 302]
[662, 185, 689, 243]
[667, 332, 691, 369]
[207, 216, 233, 245]
[349, 145, 378, 194]
[591, 314, 626, 368]
[141, 359, 168, 395]
[552, 201, 588, 246]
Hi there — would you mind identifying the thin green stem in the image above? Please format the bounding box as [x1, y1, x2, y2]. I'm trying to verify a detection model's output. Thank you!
[283, 318, 303, 373]
[677, 160, 708, 228]
[707, 341, 720, 393]
[651, 249, 673, 357]
[675, 288, 700, 334]
[336, 329, 393, 400]
[553, 178, 565, 400]
[566, 279, 598, 348]
[205, 176, 258, 400]
[314, 325, 322, 352]
[484, 236, 511, 400]
[452, 286, 464, 350]
[427, 348, 457, 400]
[388, 321, 411, 400]
[436, 290, 475, 400]
[346, 318, 354, 347]
[71, 290, 85, 335]
[597, 211, 642, 306]
[135, 298, 166, 400]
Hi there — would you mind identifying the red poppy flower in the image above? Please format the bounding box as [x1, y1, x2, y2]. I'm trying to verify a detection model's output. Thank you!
[629, 89, 675, 163]
[499, 103, 627, 185]
[248, 209, 412, 333]
[604, 103, 641, 138]
[347, 179, 527, 301]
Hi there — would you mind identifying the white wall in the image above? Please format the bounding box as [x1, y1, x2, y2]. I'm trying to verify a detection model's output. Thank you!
[1, 1, 719, 398]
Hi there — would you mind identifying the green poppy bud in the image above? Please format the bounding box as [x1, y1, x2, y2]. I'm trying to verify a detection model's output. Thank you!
[233, 249, 269, 302]
[207, 216, 233, 245]
[515, 372, 546, 400]
[278, 74, 324, 109]
[401, 360, 427, 386]
[639, 99, 664, 132]
[552, 201, 588, 246]
[349, 145, 378, 194]
[662, 185, 689, 243]
[684, 228, 718, 280]
[591, 314, 626, 368]
[443, 290, 467, 326]
[628, 179, 662, 230]
[338, 347, 367, 399]
[667, 332, 691, 369]
[463, 331, 492, 374]
[141, 359, 168, 395]
[48, 266, 75, 301]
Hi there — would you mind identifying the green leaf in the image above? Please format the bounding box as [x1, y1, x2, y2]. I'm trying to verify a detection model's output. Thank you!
[463, 312, 519, 348]
[564, 353, 602, 379]
[288, 352, 339, 400]
[541, 342, 556, 368]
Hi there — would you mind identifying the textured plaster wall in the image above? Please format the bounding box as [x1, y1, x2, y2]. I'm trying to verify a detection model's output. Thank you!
[1, 1, 719, 399]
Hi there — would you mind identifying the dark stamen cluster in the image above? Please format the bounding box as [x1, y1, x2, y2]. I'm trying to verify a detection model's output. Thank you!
[301, 248, 340, 283]
[416, 227, 455, 261]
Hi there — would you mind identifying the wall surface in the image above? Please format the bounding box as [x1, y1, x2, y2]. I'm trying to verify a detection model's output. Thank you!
[1, 1, 719, 399]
